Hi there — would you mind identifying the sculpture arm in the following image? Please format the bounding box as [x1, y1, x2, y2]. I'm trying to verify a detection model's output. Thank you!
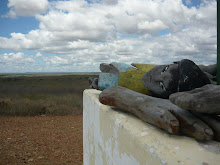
[99, 86, 214, 141]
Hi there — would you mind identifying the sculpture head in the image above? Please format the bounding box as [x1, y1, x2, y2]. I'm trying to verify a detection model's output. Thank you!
[142, 64, 179, 98]
[142, 59, 211, 99]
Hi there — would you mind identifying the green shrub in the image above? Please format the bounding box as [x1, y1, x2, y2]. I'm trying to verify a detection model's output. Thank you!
[0, 74, 98, 116]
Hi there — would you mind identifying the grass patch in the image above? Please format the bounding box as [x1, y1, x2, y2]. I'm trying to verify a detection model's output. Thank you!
[0, 74, 98, 116]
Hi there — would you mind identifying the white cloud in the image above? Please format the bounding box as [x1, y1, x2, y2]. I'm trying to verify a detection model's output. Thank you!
[138, 20, 168, 35]
[35, 52, 43, 58]
[4, 0, 49, 18]
[0, 0, 217, 72]
[0, 52, 37, 72]
[0, 52, 35, 63]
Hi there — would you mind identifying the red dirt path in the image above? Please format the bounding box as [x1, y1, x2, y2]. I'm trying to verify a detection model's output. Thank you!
[0, 115, 83, 164]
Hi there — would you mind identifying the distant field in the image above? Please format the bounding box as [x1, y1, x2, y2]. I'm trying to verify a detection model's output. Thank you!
[0, 72, 99, 78]
[0, 73, 98, 116]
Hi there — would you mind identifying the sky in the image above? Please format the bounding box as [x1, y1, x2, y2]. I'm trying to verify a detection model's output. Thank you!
[0, 0, 217, 73]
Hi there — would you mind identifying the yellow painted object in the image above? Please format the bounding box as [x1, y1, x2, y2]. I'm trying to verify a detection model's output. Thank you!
[118, 64, 157, 95]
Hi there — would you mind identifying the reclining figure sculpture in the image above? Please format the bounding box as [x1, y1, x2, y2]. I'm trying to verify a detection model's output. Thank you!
[89, 59, 220, 141]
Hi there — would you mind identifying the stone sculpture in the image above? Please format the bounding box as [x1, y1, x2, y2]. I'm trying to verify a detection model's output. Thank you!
[169, 84, 220, 114]
[89, 59, 220, 141]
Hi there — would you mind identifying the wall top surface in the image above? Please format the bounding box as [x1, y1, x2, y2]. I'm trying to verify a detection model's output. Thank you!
[83, 89, 220, 165]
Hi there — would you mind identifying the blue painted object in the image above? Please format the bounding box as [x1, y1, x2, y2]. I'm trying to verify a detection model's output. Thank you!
[98, 72, 119, 91]
[111, 62, 135, 72]
[98, 62, 135, 90]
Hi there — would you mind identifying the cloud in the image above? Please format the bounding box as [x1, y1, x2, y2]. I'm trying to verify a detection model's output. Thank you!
[0, 52, 35, 63]
[0, 0, 217, 72]
[35, 52, 43, 58]
[138, 20, 169, 35]
[0, 52, 36, 72]
[3, 0, 49, 18]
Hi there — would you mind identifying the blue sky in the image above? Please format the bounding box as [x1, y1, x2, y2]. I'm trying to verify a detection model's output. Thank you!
[0, 0, 217, 73]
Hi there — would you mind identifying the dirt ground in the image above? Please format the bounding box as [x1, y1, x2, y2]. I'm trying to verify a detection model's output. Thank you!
[0, 115, 83, 165]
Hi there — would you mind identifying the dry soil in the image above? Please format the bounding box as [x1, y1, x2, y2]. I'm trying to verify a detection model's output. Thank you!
[0, 115, 83, 165]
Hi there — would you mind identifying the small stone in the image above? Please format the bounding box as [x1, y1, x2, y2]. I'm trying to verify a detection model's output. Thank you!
[20, 133, 24, 137]
[29, 158, 34, 162]
[89, 77, 99, 89]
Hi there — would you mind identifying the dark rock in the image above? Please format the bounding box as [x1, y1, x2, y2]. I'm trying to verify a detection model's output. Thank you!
[89, 77, 99, 90]
[178, 59, 211, 92]
[99, 63, 119, 74]
[169, 84, 220, 114]
[199, 64, 217, 76]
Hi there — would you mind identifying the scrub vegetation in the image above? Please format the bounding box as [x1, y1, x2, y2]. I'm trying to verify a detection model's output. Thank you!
[0, 74, 98, 116]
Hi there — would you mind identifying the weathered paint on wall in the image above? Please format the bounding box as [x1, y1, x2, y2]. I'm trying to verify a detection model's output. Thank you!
[83, 89, 220, 165]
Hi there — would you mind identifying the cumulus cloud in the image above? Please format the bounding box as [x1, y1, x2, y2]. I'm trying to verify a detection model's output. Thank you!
[0, 0, 217, 72]
[3, 0, 49, 18]
[35, 52, 43, 58]
[0, 52, 37, 72]
[138, 20, 169, 35]
[0, 52, 35, 63]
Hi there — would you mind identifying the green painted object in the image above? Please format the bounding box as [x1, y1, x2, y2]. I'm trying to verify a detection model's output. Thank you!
[118, 64, 157, 95]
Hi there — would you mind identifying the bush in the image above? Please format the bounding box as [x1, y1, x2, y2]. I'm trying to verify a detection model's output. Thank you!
[0, 74, 98, 116]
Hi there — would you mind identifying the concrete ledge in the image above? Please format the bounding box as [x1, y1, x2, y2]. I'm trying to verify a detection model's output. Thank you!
[83, 89, 220, 165]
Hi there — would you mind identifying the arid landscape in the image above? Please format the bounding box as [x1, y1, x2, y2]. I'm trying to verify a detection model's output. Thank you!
[0, 73, 98, 164]
[0, 115, 83, 164]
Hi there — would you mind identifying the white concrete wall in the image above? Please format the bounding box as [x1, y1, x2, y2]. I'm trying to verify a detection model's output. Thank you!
[83, 89, 220, 165]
